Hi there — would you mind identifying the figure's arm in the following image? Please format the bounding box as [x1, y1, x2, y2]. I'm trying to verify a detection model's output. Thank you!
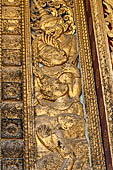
[69, 35, 79, 65]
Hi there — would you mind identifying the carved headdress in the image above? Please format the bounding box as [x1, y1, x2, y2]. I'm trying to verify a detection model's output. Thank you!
[34, 0, 67, 31]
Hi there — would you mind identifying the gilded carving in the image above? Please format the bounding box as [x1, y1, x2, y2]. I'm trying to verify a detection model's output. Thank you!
[1, 102, 23, 119]
[2, 35, 22, 49]
[2, 0, 21, 6]
[2, 67, 22, 82]
[0, 0, 24, 169]
[1, 119, 23, 138]
[31, 0, 90, 169]
[74, 0, 107, 169]
[89, 0, 113, 166]
[2, 19, 21, 34]
[1, 140, 24, 158]
[2, 7, 21, 19]
[2, 82, 22, 100]
[2, 50, 22, 66]
[0, 0, 111, 169]
[103, 0, 113, 67]
[2, 159, 23, 170]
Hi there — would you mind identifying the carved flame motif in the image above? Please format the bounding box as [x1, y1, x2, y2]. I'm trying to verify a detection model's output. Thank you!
[103, 0, 113, 67]
[31, 0, 90, 169]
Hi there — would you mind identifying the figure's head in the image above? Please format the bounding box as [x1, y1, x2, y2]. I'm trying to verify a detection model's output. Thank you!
[35, 1, 65, 38]
[40, 16, 64, 39]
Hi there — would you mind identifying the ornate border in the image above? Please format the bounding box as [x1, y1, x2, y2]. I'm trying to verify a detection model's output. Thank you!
[0, 0, 1, 168]
[85, 0, 113, 168]
[89, 0, 113, 167]
[23, 0, 113, 169]
[0, 0, 26, 169]
[24, 0, 35, 170]
[22, 0, 29, 169]
[74, 0, 107, 169]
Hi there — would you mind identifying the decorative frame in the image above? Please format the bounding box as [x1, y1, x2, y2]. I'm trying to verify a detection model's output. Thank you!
[74, 0, 107, 169]
[87, 0, 113, 168]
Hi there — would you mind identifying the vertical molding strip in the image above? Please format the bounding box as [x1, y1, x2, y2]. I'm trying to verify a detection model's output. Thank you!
[74, 0, 107, 169]
[89, 0, 113, 168]
[24, 0, 34, 169]
[0, 0, 1, 168]
[85, 0, 112, 169]
[22, 0, 28, 169]
[13, 0, 112, 169]
[1, 0, 25, 169]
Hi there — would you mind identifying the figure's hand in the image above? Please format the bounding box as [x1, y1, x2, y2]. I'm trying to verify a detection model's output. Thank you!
[69, 54, 79, 65]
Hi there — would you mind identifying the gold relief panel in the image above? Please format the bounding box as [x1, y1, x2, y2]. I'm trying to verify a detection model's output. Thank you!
[2, 0, 21, 6]
[0, 0, 111, 169]
[2, 7, 21, 19]
[2, 35, 22, 49]
[2, 20, 21, 35]
[31, 0, 90, 169]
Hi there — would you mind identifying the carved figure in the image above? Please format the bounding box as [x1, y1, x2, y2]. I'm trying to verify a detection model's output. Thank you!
[31, 0, 90, 169]
[32, 0, 78, 66]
